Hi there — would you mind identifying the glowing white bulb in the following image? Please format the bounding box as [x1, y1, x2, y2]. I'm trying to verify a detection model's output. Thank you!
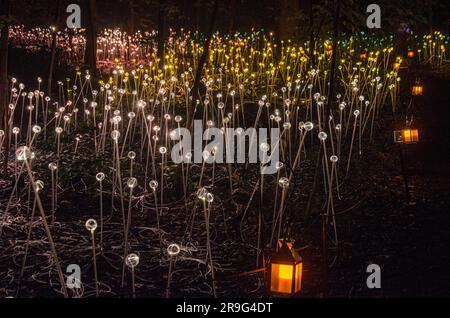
[275, 162, 284, 170]
[85, 219, 98, 232]
[16, 146, 31, 161]
[96, 172, 105, 181]
[304, 122, 314, 131]
[34, 180, 44, 192]
[202, 150, 210, 160]
[206, 192, 214, 203]
[197, 187, 208, 201]
[126, 253, 140, 268]
[32, 125, 41, 134]
[127, 177, 138, 189]
[278, 177, 290, 188]
[260, 143, 270, 152]
[167, 244, 181, 256]
[137, 100, 146, 109]
[111, 130, 120, 141]
[318, 132, 328, 141]
[149, 180, 159, 190]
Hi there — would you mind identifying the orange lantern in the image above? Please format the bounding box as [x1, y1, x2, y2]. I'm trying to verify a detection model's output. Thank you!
[411, 81, 423, 96]
[269, 241, 303, 296]
[407, 50, 414, 58]
[360, 53, 367, 59]
[394, 128, 419, 144]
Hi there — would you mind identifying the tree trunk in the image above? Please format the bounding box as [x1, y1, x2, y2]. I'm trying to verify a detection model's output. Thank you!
[157, 0, 165, 69]
[127, 0, 136, 63]
[428, 0, 433, 35]
[0, 0, 10, 174]
[84, 0, 98, 76]
[129, 0, 136, 35]
[228, 0, 237, 35]
[195, 0, 200, 31]
[308, 0, 315, 68]
[186, 0, 219, 130]
[326, 0, 340, 121]
[47, 0, 61, 97]
[278, 0, 300, 40]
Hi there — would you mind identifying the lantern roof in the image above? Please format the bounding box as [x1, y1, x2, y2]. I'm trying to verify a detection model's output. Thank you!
[271, 241, 302, 264]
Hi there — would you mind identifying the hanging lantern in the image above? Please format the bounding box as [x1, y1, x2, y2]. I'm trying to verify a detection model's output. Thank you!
[394, 128, 419, 144]
[407, 50, 414, 58]
[360, 53, 367, 59]
[411, 81, 423, 96]
[269, 240, 303, 296]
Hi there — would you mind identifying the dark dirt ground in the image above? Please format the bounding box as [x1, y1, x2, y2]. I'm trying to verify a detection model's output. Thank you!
[1, 48, 450, 298]
[324, 73, 450, 297]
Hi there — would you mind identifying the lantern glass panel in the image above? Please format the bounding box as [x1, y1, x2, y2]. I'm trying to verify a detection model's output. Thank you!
[412, 129, 419, 141]
[403, 129, 412, 143]
[295, 262, 303, 293]
[270, 263, 294, 294]
[402, 129, 419, 143]
[412, 85, 423, 96]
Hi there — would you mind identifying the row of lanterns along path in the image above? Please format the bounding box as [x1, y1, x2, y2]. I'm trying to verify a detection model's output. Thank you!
[265, 51, 425, 298]
[393, 49, 423, 202]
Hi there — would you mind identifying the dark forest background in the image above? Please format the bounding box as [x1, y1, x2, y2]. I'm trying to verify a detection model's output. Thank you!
[6, 0, 450, 37]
